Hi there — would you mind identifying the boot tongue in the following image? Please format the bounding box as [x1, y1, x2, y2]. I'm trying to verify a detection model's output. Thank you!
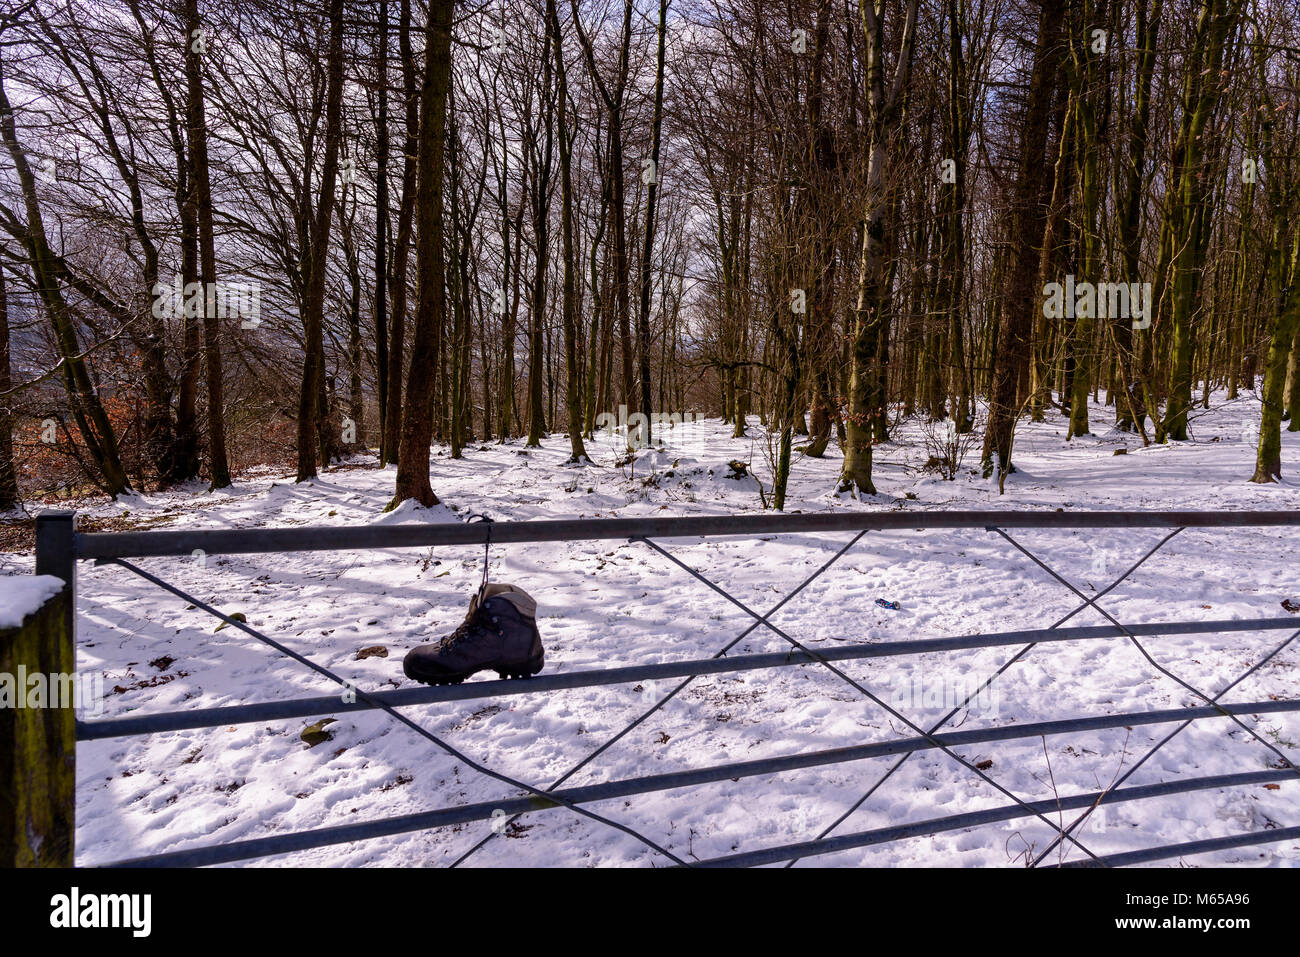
[466, 583, 494, 617]
[470, 583, 537, 619]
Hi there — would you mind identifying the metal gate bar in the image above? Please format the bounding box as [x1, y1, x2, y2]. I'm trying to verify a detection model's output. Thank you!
[36, 508, 1300, 867]
[76, 616, 1299, 740]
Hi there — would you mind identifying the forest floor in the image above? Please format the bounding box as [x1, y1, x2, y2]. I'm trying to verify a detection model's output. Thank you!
[5, 390, 1300, 867]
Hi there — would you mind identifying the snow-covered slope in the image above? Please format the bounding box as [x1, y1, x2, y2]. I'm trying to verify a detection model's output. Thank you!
[11, 391, 1300, 866]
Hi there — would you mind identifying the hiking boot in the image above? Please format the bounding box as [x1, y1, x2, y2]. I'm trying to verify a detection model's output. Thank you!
[403, 583, 544, 686]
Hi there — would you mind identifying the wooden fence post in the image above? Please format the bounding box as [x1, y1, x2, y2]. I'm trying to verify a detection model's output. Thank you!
[0, 510, 76, 866]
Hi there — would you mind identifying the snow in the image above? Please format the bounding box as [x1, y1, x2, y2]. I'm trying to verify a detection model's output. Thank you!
[5, 390, 1300, 867]
[0, 574, 65, 629]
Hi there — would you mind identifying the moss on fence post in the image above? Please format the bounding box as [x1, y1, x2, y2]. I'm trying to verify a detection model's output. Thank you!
[2, 512, 76, 867]
[0, 586, 75, 866]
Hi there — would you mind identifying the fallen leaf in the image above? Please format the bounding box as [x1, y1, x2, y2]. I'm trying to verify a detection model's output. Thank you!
[301, 718, 337, 747]
[215, 612, 247, 633]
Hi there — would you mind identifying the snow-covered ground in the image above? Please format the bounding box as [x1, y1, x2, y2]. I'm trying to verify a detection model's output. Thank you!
[5, 391, 1300, 867]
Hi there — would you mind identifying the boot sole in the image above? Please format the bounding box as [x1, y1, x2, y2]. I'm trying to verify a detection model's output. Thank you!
[406, 653, 544, 687]
[495, 652, 544, 681]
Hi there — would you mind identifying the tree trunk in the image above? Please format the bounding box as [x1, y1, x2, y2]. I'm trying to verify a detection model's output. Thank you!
[840, 0, 920, 495]
[549, 0, 589, 463]
[1160, 0, 1241, 442]
[374, 0, 390, 451]
[982, 0, 1064, 485]
[185, 0, 231, 488]
[0, 265, 18, 509]
[383, 0, 419, 466]
[633, 0, 669, 445]
[525, 25, 555, 449]
[391, 0, 453, 508]
[294, 0, 345, 482]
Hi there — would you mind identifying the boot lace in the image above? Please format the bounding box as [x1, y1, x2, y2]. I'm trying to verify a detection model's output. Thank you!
[438, 606, 494, 651]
